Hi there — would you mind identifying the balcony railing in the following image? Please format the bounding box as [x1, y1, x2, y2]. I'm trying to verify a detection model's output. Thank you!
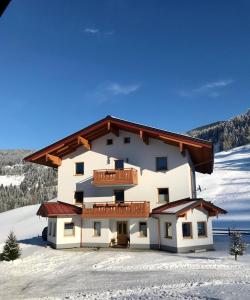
[93, 168, 138, 186]
[82, 201, 150, 218]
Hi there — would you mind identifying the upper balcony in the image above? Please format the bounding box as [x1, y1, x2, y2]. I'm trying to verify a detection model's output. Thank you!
[82, 201, 150, 218]
[93, 168, 138, 186]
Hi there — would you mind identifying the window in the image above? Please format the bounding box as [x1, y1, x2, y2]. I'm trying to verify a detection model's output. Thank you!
[197, 222, 207, 237]
[114, 190, 124, 203]
[64, 222, 74, 236]
[107, 138, 113, 145]
[93, 222, 101, 237]
[165, 222, 172, 238]
[115, 159, 124, 170]
[75, 162, 84, 175]
[158, 188, 169, 203]
[182, 222, 192, 238]
[156, 157, 168, 171]
[124, 137, 130, 144]
[74, 191, 84, 204]
[139, 222, 147, 237]
[53, 222, 56, 237]
[49, 221, 52, 236]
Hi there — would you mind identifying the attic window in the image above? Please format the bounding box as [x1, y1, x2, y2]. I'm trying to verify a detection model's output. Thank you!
[124, 137, 130, 144]
[107, 139, 113, 145]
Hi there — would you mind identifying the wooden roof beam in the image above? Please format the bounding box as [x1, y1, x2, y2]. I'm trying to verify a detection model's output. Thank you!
[140, 130, 149, 145]
[78, 136, 91, 150]
[107, 121, 119, 137]
[46, 154, 61, 166]
[159, 135, 203, 148]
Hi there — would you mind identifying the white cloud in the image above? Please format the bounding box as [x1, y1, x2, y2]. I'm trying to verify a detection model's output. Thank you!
[106, 83, 140, 95]
[89, 82, 141, 104]
[84, 28, 99, 34]
[178, 79, 234, 98]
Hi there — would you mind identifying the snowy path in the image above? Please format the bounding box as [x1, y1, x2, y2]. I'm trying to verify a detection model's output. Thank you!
[0, 236, 250, 300]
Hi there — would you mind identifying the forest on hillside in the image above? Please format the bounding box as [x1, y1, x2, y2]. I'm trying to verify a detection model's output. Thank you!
[0, 150, 57, 213]
[187, 109, 250, 151]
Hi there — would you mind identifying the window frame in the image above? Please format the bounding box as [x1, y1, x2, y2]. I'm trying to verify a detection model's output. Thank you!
[165, 222, 172, 239]
[139, 222, 147, 238]
[106, 138, 113, 145]
[182, 222, 192, 239]
[156, 157, 168, 172]
[74, 191, 84, 205]
[48, 221, 52, 236]
[124, 137, 131, 144]
[75, 162, 84, 176]
[197, 221, 207, 238]
[93, 221, 101, 237]
[157, 188, 169, 203]
[64, 222, 75, 237]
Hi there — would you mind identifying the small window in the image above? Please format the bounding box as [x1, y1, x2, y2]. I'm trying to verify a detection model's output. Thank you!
[165, 222, 172, 238]
[124, 137, 130, 144]
[75, 162, 84, 175]
[139, 222, 147, 237]
[197, 222, 207, 237]
[49, 221, 52, 236]
[182, 222, 192, 238]
[158, 188, 169, 203]
[74, 191, 84, 204]
[114, 190, 124, 203]
[53, 222, 56, 237]
[107, 139, 113, 145]
[115, 159, 124, 170]
[156, 157, 168, 171]
[93, 221, 101, 237]
[64, 222, 74, 236]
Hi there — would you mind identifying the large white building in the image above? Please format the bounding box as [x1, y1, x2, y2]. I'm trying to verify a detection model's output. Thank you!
[25, 116, 226, 252]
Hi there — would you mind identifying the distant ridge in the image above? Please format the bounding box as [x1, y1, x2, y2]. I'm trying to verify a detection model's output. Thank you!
[187, 109, 250, 152]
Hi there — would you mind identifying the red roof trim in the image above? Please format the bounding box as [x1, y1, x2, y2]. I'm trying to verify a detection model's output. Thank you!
[37, 201, 82, 217]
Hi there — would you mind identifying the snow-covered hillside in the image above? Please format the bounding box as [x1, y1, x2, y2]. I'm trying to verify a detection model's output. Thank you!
[197, 144, 250, 226]
[0, 175, 25, 186]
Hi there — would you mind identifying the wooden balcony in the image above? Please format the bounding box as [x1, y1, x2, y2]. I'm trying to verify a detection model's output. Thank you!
[82, 201, 150, 218]
[93, 168, 138, 186]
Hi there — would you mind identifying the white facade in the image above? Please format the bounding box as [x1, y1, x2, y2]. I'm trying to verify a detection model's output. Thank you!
[46, 129, 215, 252]
[58, 130, 193, 208]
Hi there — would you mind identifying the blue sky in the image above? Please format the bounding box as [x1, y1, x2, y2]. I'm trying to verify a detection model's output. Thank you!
[0, 0, 250, 149]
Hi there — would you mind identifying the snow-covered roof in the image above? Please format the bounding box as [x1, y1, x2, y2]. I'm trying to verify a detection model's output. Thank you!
[161, 201, 197, 214]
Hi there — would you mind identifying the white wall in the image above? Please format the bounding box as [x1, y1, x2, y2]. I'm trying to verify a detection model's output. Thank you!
[52, 216, 81, 248]
[58, 130, 193, 209]
[82, 218, 111, 246]
[176, 207, 213, 249]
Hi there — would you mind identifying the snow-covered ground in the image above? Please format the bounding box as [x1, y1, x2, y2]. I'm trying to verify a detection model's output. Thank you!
[0, 174, 24, 186]
[197, 144, 250, 228]
[0, 235, 250, 300]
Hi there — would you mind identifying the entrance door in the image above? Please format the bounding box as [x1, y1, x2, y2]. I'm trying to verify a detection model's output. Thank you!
[117, 221, 128, 246]
[115, 159, 124, 170]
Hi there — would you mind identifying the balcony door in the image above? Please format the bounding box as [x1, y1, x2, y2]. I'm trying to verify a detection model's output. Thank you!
[117, 221, 128, 246]
[115, 159, 124, 170]
[114, 190, 124, 203]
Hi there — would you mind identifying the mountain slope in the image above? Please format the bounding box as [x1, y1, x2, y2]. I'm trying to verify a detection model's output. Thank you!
[196, 144, 250, 225]
[0, 150, 57, 213]
[188, 109, 250, 151]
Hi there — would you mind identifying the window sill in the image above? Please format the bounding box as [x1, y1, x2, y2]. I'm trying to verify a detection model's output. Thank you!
[183, 236, 193, 239]
[164, 237, 172, 239]
[74, 174, 84, 176]
[198, 235, 207, 239]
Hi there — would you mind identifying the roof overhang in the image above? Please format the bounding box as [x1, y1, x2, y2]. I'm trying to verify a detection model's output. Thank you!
[37, 201, 82, 217]
[25, 116, 214, 174]
[151, 198, 227, 217]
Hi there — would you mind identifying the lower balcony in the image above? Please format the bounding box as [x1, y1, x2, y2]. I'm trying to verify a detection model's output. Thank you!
[82, 201, 150, 218]
[93, 168, 138, 186]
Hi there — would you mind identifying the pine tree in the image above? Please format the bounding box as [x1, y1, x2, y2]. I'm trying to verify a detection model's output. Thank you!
[0, 231, 21, 261]
[229, 231, 248, 261]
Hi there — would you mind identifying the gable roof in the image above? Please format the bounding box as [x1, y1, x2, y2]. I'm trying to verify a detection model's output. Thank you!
[24, 115, 214, 174]
[151, 198, 227, 217]
[37, 201, 82, 217]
